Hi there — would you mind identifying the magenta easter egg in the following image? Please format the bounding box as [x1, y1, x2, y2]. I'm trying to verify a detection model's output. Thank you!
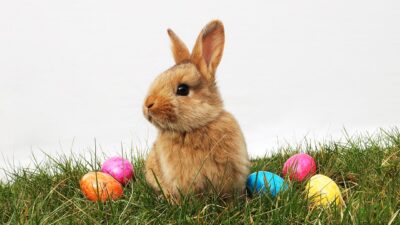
[101, 156, 134, 185]
[282, 153, 316, 181]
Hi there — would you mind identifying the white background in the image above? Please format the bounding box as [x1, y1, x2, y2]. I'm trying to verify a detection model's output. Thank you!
[1, 1, 399, 174]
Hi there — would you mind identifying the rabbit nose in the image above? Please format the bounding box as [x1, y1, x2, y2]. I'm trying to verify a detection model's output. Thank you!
[147, 102, 154, 109]
[145, 96, 156, 109]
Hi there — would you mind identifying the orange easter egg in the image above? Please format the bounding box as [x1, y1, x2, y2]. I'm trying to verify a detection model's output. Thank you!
[80, 172, 123, 202]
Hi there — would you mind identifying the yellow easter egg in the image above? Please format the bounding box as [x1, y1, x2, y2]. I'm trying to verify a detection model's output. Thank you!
[306, 174, 343, 207]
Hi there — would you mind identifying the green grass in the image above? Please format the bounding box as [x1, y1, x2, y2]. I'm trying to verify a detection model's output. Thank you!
[1, 129, 399, 224]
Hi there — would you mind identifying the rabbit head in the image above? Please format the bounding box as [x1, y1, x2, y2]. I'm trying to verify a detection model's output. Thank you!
[143, 20, 226, 132]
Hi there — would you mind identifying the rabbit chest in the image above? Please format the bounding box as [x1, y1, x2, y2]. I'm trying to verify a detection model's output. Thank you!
[155, 127, 233, 191]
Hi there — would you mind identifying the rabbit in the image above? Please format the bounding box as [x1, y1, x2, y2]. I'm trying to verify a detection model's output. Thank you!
[143, 20, 250, 202]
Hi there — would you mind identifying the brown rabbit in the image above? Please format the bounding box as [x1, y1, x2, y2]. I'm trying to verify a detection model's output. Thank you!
[143, 20, 250, 201]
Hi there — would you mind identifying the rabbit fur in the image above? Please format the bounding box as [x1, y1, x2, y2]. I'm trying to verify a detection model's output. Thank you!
[143, 20, 250, 201]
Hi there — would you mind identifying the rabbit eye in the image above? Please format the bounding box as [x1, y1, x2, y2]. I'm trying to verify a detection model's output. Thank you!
[176, 84, 189, 96]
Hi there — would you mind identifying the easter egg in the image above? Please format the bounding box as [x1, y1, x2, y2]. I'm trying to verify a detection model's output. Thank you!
[246, 171, 288, 197]
[80, 172, 123, 202]
[282, 153, 316, 181]
[101, 156, 134, 185]
[306, 174, 343, 207]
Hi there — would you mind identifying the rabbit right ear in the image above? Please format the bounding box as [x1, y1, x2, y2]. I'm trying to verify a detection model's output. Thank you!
[190, 20, 225, 82]
[167, 29, 190, 64]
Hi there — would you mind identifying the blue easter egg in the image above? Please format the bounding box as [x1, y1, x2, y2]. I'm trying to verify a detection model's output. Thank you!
[246, 171, 288, 197]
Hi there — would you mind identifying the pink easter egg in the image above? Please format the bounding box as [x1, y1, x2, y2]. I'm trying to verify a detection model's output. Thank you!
[282, 153, 316, 181]
[101, 156, 134, 185]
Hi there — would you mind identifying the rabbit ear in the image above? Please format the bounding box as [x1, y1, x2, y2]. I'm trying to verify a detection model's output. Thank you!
[191, 20, 225, 81]
[167, 29, 190, 64]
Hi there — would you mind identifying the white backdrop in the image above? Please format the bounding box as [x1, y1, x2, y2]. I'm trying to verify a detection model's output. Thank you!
[1, 1, 400, 172]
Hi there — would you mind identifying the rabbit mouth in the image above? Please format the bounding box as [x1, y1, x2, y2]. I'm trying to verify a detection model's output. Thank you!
[148, 116, 175, 130]
[145, 110, 176, 129]
[145, 113, 157, 125]
[143, 101, 181, 130]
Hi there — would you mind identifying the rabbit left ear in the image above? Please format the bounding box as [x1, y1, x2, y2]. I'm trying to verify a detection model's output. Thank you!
[191, 20, 225, 81]
[167, 29, 190, 64]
